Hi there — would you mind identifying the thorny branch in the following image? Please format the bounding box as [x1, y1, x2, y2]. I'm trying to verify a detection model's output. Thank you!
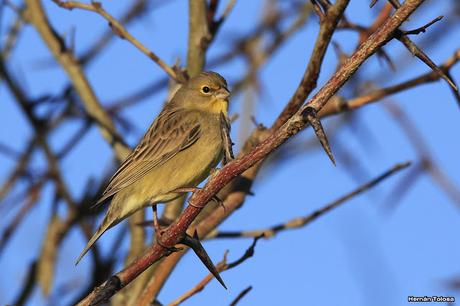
[3, 0, 459, 305]
[77, 1, 429, 304]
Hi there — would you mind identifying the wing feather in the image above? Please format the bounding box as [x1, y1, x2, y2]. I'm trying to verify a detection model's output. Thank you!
[94, 109, 201, 206]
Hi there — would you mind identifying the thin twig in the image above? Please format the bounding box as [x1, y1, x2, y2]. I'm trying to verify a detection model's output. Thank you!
[215, 162, 410, 238]
[52, 0, 179, 82]
[229, 286, 253, 306]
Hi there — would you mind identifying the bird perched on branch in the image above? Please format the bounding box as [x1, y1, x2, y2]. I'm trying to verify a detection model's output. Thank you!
[76, 71, 231, 264]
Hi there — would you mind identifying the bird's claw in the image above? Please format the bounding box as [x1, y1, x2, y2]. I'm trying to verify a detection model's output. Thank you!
[172, 187, 223, 209]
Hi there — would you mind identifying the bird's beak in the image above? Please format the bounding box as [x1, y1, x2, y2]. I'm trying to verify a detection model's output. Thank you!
[214, 87, 230, 101]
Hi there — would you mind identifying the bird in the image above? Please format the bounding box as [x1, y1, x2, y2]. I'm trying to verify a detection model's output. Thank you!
[76, 71, 231, 264]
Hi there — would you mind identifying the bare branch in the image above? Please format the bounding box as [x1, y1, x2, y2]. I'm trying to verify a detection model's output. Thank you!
[187, 0, 211, 76]
[215, 162, 410, 239]
[26, 0, 130, 160]
[320, 49, 460, 116]
[52, 0, 179, 82]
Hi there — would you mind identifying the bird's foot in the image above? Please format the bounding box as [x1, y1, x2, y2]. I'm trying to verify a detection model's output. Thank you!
[152, 205, 182, 253]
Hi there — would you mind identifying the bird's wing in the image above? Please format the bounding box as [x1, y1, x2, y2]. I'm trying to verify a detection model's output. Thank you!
[94, 109, 201, 206]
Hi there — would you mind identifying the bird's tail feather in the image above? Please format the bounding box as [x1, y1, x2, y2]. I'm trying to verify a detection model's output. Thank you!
[75, 223, 108, 265]
[75, 195, 140, 265]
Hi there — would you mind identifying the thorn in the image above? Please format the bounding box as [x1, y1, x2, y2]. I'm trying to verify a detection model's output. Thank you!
[303, 107, 336, 166]
[402, 16, 443, 36]
[181, 231, 227, 289]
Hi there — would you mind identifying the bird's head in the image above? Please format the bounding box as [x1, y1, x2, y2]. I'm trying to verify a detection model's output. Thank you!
[170, 71, 230, 114]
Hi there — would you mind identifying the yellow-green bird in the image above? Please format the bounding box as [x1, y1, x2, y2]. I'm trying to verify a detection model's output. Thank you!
[76, 71, 230, 264]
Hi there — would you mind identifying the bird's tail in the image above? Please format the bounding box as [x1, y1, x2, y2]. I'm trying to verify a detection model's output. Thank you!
[75, 216, 113, 265]
[75, 195, 140, 265]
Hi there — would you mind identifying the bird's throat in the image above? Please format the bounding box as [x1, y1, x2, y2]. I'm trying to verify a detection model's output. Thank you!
[210, 98, 229, 115]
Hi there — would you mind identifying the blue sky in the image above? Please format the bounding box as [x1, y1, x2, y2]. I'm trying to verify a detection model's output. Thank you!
[1, 1, 459, 305]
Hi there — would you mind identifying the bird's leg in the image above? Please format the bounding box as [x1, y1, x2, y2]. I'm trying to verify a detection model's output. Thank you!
[172, 187, 224, 209]
[180, 230, 227, 289]
[220, 111, 234, 165]
[151, 205, 182, 253]
[152, 205, 162, 235]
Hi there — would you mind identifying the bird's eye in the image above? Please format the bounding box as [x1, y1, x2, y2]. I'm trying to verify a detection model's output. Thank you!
[201, 86, 211, 94]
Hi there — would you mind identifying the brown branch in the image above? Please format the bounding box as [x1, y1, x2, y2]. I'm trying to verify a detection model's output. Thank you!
[384, 0, 458, 92]
[77, 1, 426, 304]
[187, 0, 211, 77]
[319, 49, 460, 116]
[215, 162, 410, 239]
